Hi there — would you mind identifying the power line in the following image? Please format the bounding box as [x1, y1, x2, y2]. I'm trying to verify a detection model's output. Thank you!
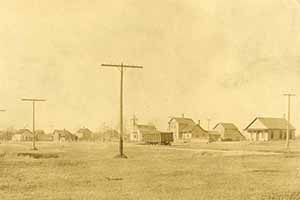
[101, 63, 143, 158]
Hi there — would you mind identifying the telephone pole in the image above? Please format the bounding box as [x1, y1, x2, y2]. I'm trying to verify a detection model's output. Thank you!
[101, 63, 143, 158]
[21, 98, 46, 150]
[131, 114, 138, 131]
[207, 118, 211, 131]
[283, 94, 295, 150]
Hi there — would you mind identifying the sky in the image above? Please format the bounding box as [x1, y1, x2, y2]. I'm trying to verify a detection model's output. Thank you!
[1, 0, 300, 133]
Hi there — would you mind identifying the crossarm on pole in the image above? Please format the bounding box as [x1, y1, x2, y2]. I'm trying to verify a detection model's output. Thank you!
[101, 64, 143, 69]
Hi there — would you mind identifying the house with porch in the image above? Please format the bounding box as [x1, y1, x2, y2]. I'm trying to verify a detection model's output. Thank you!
[244, 117, 296, 141]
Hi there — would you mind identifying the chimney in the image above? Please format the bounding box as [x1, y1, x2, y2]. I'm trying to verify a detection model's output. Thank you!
[182, 113, 185, 118]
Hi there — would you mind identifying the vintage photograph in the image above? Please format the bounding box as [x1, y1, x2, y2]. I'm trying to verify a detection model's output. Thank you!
[1, 1, 300, 199]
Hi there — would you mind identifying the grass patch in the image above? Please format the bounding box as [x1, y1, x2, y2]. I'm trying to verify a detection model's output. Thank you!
[0, 142, 300, 199]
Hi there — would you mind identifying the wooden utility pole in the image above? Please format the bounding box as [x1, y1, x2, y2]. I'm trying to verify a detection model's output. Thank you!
[283, 94, 295, 150]
[131, 114, 138, 131]
[207, 118, 211, 131]
[101, 63, 143, 158]
[21, 98, 46, 150]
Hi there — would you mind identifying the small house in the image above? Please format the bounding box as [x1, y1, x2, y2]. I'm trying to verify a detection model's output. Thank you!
[133, 124, 159, 142]
[76, 128, 93, 141]
[36, 130, 53, 141]
[213, 123, 244, 141]
[181, 122, 209, 142]
[53, 129, 77, 142]
[12, 129, 33, 142]
[168, 115, 196, 140]
[244, 117, 296, 141]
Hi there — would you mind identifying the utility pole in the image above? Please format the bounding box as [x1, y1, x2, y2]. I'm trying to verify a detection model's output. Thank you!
[101, 63, 143, 158]
[0, 109, 6, 140]
[207, 118, 211, 132]
[131, 114, 138, 141]
[21, 98, 46, 150]
[131, 114, 138, 131]
[283, 94, 295, 150]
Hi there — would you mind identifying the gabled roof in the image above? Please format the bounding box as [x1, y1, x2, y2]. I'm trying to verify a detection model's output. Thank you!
[169, 117, 195, 125]
[17, 129, 32, 135]
[181, 124, 207, 133]
[214, 123, 239, 130]
[77, 128, 93, 134]
[244, 117, 296, 130]
[136, 124, 157, 132]
[53, 129, 73, 136]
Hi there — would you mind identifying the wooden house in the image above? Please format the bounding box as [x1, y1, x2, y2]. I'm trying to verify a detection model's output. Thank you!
[168, 116, 196, 140]
[12, 129, 33, 142]
[181, 124, 209, 142]
[36, 130, 53, 141]
[131, 124, 159, 142]
[244, 117, 296, 141]
[76, 128, 93, 141]
[213, 123, 244, 141]
[53, 129, 77, 142]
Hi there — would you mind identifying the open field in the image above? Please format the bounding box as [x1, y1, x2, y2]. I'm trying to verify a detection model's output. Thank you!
[1, 141, 300, 200]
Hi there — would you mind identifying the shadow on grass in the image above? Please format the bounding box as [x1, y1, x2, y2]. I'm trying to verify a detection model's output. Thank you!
[17, 152, 59, 159]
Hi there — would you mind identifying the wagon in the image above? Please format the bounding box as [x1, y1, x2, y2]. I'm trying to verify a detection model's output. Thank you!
[143, 131, 173, 145]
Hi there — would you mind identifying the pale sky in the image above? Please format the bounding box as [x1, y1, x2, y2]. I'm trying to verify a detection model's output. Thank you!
[1, 0, 300, 133]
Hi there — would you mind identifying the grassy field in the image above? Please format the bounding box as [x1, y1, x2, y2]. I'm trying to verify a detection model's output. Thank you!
[1, 141, 300, 200]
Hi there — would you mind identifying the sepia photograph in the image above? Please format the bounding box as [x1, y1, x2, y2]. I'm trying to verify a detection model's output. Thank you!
[1, 1, 300, 199]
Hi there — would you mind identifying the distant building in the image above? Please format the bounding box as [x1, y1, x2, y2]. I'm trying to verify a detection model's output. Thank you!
[12, 129, 33, 142]
[103, 129, 119, 142]
[36, 130, 53, 141]
[53, 129, 77, 142]
[213, 123, 244, 141]
[208, 131, 221, 142]
[76, 128, 93, 141]
[169, 116, 208, 142]
[244, 117, 296, 141]
[181, 122, 209, 142]
[0, 129, 17, 141]
[131, 124, 158, 142]
[168, 116, 196, 140]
